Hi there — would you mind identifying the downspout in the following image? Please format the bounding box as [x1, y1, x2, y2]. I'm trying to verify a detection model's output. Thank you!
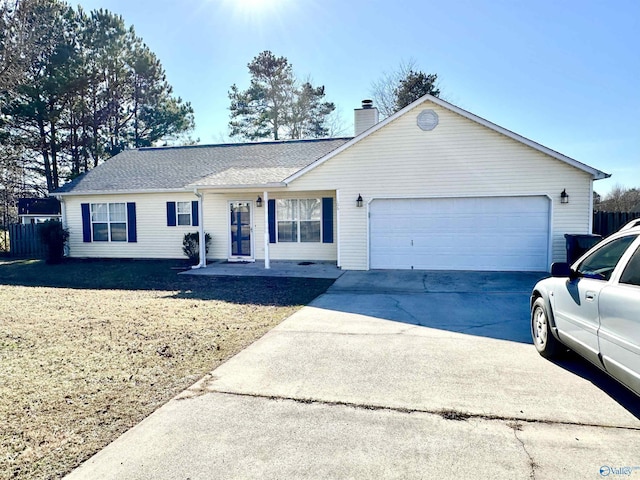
[336, 189, 341, 268]
[588, 179, 594, 234]
[192, 190, 206, 269]
[264, 191, 270, 269]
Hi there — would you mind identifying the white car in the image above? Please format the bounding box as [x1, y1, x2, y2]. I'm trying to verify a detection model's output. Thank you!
[530, 221, 640, 397]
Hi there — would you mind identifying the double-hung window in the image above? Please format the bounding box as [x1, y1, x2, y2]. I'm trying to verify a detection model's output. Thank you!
[176, 201, 191, 226]
[276, 199, 321, 243]
[166, 201, 198, 227]
[91, 203, 126, 242]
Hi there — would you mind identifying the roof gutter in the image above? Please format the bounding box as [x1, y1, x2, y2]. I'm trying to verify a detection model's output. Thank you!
[53, 182, 291, 199]
[186, 182, 287, 190]
[53, 187, 191, 197]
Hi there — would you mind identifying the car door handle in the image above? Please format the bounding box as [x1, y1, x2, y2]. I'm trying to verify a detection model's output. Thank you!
[585, 291, 596, 302]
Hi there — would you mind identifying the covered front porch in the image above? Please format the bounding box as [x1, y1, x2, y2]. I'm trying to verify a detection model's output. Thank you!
[192, 189, 338, 270]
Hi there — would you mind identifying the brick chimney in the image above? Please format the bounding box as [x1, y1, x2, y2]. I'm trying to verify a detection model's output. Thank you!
[354, 99, 379, 136]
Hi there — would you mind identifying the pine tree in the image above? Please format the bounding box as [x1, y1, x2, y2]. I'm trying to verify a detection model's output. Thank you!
[228, 51, 335, 141]
[0, 1, 195, 193]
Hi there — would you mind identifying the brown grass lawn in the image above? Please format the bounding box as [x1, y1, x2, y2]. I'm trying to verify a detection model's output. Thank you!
[0, 259, 334, 479]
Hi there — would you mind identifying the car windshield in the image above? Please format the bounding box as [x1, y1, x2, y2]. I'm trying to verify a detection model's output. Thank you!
[577, 235, 638, 280]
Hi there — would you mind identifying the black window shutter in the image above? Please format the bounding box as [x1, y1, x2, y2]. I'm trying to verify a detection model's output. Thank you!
[191, 201, 199, 226]
[322, 197, 333, 243]
[127, 202, 137, 243]
[81, 203, 91, 242]
[268, 199, 276, 243]
[166, 201, 176, 226]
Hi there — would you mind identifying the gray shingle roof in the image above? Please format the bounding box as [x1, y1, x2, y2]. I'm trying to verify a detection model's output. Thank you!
[55, 138, 351, 194]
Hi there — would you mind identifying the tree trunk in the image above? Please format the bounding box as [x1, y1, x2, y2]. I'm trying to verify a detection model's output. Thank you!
[133, 75, 140, 147]
[49, 118, 59, 191]
[37, 117, 54, 193]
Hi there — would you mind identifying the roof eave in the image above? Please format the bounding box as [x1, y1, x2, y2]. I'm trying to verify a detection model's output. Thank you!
[53, 181, 295, 197]
[53, 187, 192, 197]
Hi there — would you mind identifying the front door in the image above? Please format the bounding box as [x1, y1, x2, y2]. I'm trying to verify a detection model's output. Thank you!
[229, 201, 253, 261]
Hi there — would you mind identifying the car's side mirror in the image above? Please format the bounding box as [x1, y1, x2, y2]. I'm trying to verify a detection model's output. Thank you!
[551, 262, 573, 278]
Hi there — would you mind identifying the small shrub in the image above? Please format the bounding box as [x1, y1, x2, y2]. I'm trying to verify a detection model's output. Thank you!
[182, 232, 212, 264]
[38, 220, 69, 264]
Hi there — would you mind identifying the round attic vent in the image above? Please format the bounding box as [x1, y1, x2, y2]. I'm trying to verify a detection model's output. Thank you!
[417, 109, 439, 131]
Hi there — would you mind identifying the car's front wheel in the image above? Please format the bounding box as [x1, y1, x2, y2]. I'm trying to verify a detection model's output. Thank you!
[531, 297, 562, 358]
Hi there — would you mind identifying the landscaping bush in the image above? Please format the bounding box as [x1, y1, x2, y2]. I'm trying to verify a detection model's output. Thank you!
[182, 232, 211, 264]
[38, 220, 69, 264]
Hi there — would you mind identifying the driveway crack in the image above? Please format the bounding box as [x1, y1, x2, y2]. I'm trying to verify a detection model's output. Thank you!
[508, 421, 537, 479]
[206, 390, 640, 431]
[422, 274, 430, 292]
[457, 319, 515, 332]
[386, 295, 422, 325]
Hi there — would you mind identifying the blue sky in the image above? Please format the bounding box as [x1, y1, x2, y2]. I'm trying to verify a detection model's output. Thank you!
[74, 0, 639, 196]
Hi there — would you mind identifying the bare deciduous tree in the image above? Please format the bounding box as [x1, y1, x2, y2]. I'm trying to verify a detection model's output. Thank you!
[596, 184, 640, 212]
[370, 58, 441, 118]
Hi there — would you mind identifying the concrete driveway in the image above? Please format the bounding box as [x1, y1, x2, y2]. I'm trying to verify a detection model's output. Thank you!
[67, 271, 640, 480]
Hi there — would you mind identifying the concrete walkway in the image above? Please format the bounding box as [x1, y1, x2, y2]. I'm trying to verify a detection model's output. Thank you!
[181, 260, 344, 279]
[66, 271, 640, 480]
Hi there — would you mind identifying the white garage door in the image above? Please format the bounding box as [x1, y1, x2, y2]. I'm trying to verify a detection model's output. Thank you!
[369, 196, 550, 271]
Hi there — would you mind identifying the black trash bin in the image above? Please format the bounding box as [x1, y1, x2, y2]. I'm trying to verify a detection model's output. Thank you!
[564, 234, 602, 264]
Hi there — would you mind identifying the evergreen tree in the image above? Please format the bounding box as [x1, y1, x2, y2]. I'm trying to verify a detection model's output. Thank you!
[286, 81, 335, 139]
[228, 51, 335, 141]
[394, 70, 440, 112]
[371, 59, 441, 118]
[0, 1, 195, 193]
[0, 0, 52, 91]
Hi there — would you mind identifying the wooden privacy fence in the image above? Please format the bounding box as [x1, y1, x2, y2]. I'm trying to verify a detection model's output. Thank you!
[8, 223, 47, 258]
[593, 211, 640, 237]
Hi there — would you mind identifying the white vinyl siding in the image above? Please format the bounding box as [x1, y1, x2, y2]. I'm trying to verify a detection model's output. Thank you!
[65, 193, 199, 258]
[289, 100, 594, 270]
[64, 191, 336, 261]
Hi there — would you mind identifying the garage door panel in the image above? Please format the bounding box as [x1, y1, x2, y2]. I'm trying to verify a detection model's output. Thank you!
[370, 197, 550, 271]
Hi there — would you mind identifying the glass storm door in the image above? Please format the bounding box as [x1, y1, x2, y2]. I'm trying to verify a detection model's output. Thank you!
[229, 201, 253, 260]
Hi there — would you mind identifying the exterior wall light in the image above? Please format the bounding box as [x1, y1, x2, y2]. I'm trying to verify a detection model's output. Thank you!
[560, 189, 569, 204]
[256, 196, 263, 208]
[356, 194, 363, 208]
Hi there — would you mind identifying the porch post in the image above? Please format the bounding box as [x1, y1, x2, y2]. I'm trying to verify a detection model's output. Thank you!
[264, 190, 270, 269]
